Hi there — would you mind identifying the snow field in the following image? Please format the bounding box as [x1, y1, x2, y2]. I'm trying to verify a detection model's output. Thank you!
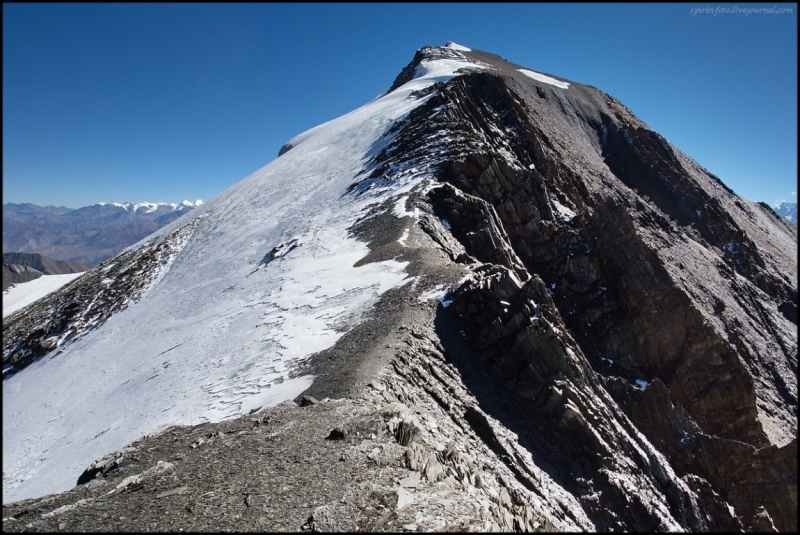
[3, 273, 85, 318]
[517, 68, 570, 89]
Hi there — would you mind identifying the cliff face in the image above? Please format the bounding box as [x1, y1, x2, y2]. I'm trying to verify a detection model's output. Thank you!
[3, 44, 796, 532]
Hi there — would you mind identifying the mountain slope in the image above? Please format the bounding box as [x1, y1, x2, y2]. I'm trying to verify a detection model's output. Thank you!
[2, 43, 796, 532]
[2, 201, 202, 265]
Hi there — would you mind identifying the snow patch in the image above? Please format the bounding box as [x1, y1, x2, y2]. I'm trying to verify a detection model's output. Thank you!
[517, 69, 570, 89]
[397, 228, 411, 247]
[393, 195, 419, 219]
[445, 41, 471, 52]
[3, 273, 85, 318]
[635, 379, 649, 390]
[418, 285, 453, 307]
[413, 58, 487, 86]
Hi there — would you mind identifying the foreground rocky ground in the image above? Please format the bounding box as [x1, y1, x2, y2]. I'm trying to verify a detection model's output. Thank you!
[2, 392, 562, 533]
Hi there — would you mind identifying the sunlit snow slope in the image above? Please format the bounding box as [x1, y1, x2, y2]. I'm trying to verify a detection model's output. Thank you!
[2, 274, 85, 318]
[3, 50, 487, 503]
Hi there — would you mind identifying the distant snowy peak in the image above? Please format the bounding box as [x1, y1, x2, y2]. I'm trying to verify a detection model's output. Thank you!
[774, 201, 797, 225]
[95, 200, 203, 213]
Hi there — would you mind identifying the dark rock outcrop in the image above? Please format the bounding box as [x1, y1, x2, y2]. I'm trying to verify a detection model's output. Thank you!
[2, 263, 44, 291]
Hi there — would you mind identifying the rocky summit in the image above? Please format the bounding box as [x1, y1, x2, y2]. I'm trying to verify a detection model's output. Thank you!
[2, 43, 796, 532]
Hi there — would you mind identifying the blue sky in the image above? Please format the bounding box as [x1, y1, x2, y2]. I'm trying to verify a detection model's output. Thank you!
[3, 3, 797, 209]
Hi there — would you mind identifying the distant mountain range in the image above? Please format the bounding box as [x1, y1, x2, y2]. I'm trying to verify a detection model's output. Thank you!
[2, 200, 202, 265]
[2, 252, 90, 291]
[774, 201, 797, 225]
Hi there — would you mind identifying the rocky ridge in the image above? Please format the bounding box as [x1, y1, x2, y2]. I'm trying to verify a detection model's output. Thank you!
[2, 253, 91, 277]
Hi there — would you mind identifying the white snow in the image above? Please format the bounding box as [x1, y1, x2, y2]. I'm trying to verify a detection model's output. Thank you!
[397, 228, 411, 247]
[393, 195, 419, 219]
[551, 198, 576, 220]
[3, 273, 85, 318]
[445, 41, 472, 52]
[418, 286, 453, 307]
[414, 58, 487, 86]
[517, 69, 570, 89]
[3, 47, 481, 503]
[135, 202, 159, 213]
[94, 201, 203, 212]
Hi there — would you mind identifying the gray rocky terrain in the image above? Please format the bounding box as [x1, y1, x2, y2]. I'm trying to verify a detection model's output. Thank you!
[3, 44, 796, 532]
